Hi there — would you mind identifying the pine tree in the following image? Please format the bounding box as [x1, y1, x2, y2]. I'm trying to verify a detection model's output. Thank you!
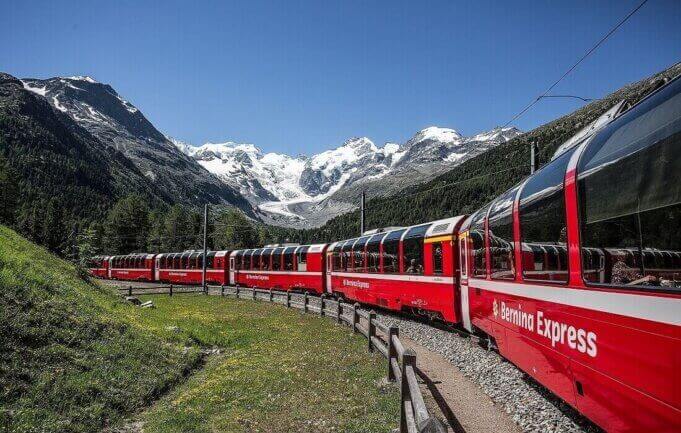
[103, 195, 150, 254]
[0, 154, 18, 225]
[212, 209, 257, 249]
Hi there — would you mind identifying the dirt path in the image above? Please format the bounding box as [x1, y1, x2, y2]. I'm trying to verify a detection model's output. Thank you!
[400, 334, 521, 433]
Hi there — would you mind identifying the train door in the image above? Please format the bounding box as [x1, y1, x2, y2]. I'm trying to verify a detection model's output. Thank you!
[229, 256, 235, 285]
[155, 256, 161, 281]
[326, 253, 333, 293]
[458, 232, 472, 332]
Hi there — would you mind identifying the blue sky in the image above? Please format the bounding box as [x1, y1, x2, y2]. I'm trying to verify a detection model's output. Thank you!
[2, 0, 680, 155]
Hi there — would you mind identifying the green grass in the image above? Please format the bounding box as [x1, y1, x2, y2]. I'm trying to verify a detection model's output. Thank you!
[0, 225, 398, 432]
[124, 295, 399, 433]
[0, 225, 201, 432]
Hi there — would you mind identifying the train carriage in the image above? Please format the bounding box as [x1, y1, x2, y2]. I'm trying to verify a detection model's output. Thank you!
[86, 255, 110, 278]
[108, 253, 155, 281]
[328, 216, 466, 322]
[230, 244, 328, 294]
[458, 76, 681, 433]
[154, 250, 230, 285]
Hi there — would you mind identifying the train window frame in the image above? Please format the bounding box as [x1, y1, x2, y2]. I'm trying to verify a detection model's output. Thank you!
[261, 248, 273, 270]
[296, 246, 310, 272]
[518, 148, 575, 284]
[577, 77, 681, 293]
[352, 236, 370, 273]
[366, 233, 386, 273]
[243, 250, 253, 270]
[381, 229, 406, 274]
[488, 185, 520, 280]
[272, 247, 284, 271]
[469, 206, 490, 278]
[251, 249, 262, 270]
[402, 224, 431, 275]
[283, 247, 296, 271]
[340, 240, 355, 272]
[190, 252, 200, 270]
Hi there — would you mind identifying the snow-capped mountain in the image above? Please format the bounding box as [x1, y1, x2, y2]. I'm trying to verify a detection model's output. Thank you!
[20, 76, 250, 210]
[175, 125, 521, 226]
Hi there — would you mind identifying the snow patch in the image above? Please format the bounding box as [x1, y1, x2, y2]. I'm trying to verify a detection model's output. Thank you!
[52, 96, 67, 112]
[21, 80, 48, 96]
[66, 76, 97, 83]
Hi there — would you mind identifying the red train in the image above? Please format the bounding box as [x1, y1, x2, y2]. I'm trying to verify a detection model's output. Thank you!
[91, 76, 681, 432]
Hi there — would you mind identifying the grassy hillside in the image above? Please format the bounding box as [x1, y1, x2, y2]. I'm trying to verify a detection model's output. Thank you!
[0, 226, 398, 432]
[270, 62, 681, 243]
[119, 294, 398, 433]
[0, 225, 201, 432]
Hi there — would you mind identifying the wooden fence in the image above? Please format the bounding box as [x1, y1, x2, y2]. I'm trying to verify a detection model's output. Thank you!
[121, 284, 448, 432]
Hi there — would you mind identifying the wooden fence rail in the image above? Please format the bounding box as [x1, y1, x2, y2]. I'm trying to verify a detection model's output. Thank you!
[124, 284, 447, 433]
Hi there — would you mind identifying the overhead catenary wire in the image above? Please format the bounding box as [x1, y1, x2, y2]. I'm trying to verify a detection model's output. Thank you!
[501, 0, 649, 128]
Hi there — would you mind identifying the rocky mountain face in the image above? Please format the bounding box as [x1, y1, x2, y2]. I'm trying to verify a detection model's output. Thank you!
[20, 76, 250, 211]
[176, 126, 521, 226]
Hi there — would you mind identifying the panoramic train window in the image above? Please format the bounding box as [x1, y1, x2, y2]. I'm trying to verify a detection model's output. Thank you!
[366, 233, 385, 273]
[470, 206, 489, 277]
[432, 242, 443, 275]
[297, 246, 309, 271]
[331, 243, 342, 271]
[403, 224, 430, 274]
[340, 240, 355, 271]
[283, 247, 296, 271]
[206, 252, 215, 269]
[251, 250, 262, 270]
[261, 248, 272, 270]
[190, 252, 200, 269]
[519, 148, 575, 283]
[181, 253, 190, 269]
[243, 250, 253, 270]
[382, 229, 406, 273]
[352, 236, 370, 272]
[578, 78, 681, 290]
[272, 248, 283, 271]
[488, 186, 520, 280]
[234, 251, 243, 270]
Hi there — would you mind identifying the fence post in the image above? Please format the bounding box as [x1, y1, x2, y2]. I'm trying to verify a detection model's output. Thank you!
[252, 288, 256, 300]
[336, 300, 342, 324]
[221, 285, 225, 297]
[169, 284, 173, 297]
[352, 303, 360, 333]
[128, 285, 132, 296]
[286, 291, 291, 308]
[388, 326, 399, 381]
[304, 292, 309, 313]
[320, 294, 326, 317]
[269, 289, 273, 302]
[368, 310, 376, 352]
[236, 286, 240, 298]
[400, 348, 417, 433]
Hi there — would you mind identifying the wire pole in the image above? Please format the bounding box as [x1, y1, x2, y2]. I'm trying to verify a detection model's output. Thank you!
[530, 142, 538, 174]
[202, 204, 208, 294]
[360, 191, 366, 235]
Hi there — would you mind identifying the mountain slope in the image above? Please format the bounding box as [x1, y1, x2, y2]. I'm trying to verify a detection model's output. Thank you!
[177, 126, 521, 227]
[0, 225, 200, 432]
[278, 62, 681, 242]
[20, 76, 250, 210]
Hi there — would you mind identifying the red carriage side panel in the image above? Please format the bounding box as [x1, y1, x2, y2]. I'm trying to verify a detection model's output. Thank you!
[156, 250, 229, 285]
[461, 77, 681, 433]
[109, 253, 155, 282]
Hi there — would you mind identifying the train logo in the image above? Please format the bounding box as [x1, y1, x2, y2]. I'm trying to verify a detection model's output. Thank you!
[493, 299, 499, 318]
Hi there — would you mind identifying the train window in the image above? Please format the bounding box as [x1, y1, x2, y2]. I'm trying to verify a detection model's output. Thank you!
[244, 250, 253, 270]
[519, 148, 574, 283]
[190, 252, 200, 269]
[260, 248, 271, 270]
[489, 186, 520, 280]
[272, 248, 284, 271]
[331, 243, 342, 271]
[366, 233, 385, 273]
[432, 242, 443, 275]
[578, 77, 681, 290]
[340, 240, 355, 271]
[382, 229, 405, 273]
[470, 207, 489, 277]
[283, 247, 296, 271]
[206, 252, 215, 269]
[251, 249, 262, 270]
[352, 237, 370, 272]
[297, 246, 310, 271]
[403, 225, 430, 274]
